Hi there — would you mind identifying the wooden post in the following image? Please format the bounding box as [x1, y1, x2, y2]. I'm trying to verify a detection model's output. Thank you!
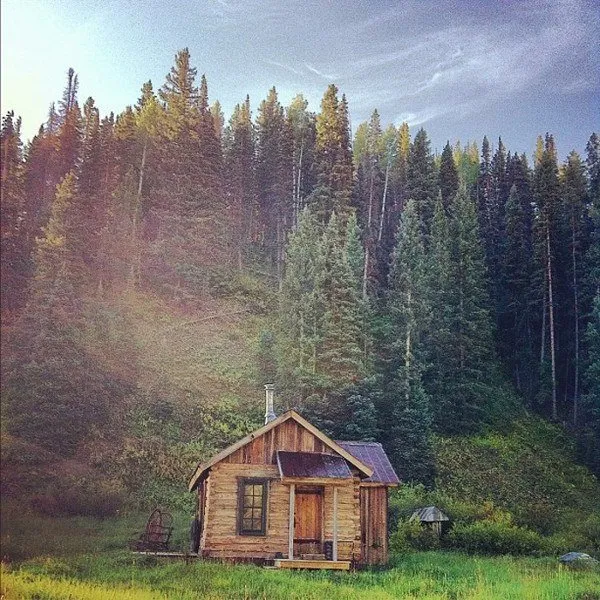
[333, 486, 338, 561]
[288, 484, 295, 559]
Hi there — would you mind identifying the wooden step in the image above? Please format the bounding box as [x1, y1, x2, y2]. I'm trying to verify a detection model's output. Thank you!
[300, 553, 326, 560]
[274, 559, 350, 571]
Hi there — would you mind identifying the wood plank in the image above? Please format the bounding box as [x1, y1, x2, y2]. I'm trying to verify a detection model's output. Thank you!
[288, 484, 295, 559]
[274, 559, 350, 570]
[333, 486, 338, 561]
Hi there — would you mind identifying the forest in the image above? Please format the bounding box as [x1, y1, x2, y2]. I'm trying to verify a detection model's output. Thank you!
[1, 46, 599, 522]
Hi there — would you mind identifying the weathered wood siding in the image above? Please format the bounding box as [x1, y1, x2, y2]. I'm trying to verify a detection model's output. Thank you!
[360, 486, 389, 565]
[199, 419, 361, 561]
[223, 418, 335, 465]
[323, 479, 361, 561]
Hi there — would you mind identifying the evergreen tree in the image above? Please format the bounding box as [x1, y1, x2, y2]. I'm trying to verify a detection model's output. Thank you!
[1, 111, 28, 313]
[560, 152, 589, 424]
[287, 94, 316, 228]
[579, 293, 600, 473]
[533, 134, 560, 420]
[312, 84, 353, 223]
[148, 50, 229, 298]
[225, 96, 257, 269]
[317, 212, 365, 387]
[278, 208, 323, 394]
[255, 87, 292, 280]
[385, 199, 435, 485]
[438, 140, 459, 210]
[4, 174, 110, 454]
[502, 184, 536, 399]
[442, 186, 496, 433]
[407, 128, 437, 237]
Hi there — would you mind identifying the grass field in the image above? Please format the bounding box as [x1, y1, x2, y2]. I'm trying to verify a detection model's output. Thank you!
[1, 508, 598, 600]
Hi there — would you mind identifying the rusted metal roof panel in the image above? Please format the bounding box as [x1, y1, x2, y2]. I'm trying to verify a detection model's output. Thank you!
[276, 451, 352, 480]
[336, 441, 400, 485]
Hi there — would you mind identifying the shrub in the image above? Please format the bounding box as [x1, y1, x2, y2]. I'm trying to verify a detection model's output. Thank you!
[446, 520, 546, 555]
[390, 519, 441, 553]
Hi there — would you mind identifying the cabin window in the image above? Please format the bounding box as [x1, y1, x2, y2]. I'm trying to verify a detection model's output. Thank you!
[237, 478, 268, 536]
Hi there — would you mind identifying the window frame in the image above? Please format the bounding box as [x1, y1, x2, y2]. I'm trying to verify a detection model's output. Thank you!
[237, 477, 268, 536]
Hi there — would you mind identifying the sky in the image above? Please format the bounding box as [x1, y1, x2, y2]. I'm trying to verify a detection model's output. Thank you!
[1, 0, 599, 159]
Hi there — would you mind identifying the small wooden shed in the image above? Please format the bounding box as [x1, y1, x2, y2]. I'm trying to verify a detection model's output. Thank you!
[188, 406, 399, 569]
[410, 506, 450, 537]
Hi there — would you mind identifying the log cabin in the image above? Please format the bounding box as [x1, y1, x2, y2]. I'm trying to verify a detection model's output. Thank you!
[188, 385, 399, 570]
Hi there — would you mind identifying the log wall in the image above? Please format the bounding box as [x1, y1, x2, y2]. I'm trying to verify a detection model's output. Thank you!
[199, 419, 362, 561]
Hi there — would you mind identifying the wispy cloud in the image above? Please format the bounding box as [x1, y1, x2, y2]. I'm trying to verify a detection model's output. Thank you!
[263, 59, 304, 77]
[304, 63, 339, 81]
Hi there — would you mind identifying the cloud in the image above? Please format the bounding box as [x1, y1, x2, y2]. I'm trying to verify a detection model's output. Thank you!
[304, 63, 339, 81]
[263, 59, 304, 77]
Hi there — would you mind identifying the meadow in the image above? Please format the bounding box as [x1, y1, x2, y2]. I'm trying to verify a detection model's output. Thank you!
[1, 506, 598, 600]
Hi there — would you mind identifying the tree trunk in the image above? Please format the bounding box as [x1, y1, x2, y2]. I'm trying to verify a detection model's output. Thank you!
[378, 161, 390, 243]
[546, 229, 557, 421]
[129, 138, 147, 288]
[572, 227, 580, 425]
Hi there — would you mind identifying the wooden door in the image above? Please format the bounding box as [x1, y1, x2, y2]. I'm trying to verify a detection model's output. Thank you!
[294, 487, 322, 543]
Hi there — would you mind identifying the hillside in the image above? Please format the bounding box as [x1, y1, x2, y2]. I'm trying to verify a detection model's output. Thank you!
[2, 284, 599, 558]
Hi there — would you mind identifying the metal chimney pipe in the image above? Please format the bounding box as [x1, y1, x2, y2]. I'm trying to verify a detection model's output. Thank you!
[264, 384, 276, 424]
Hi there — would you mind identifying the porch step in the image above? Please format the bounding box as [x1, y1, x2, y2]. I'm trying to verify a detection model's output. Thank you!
[300, 553, 326, 560]
[274, 558, 350, 571]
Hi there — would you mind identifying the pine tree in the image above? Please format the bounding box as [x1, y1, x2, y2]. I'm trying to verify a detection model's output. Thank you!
[385, 199, 435, 484]
[407, 128, 437, 237]
[317, 212, 365, 387]
[56, 68, 82, 181]
[4, 173, 120, 455]
[256, 87, 292, 280]
[278, 208, 323, 394]
[502, 184, 536, 399]
[148, 50, 229, 297]
[225, 96, 257, 269]
[287, 94, 316, 229]
[423, 196, 454, 427]
[533, 134, 560, 420]
[442, 186, 496, 433]
[0, 111, 28, 313]
[312, 84, 353, 223]
[353, 110, 384, 297]
[560, 152, 589, 424]
[438, 141, 459, 210]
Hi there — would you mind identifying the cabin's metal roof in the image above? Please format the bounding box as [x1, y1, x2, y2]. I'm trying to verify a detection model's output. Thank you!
[410, 506, 450, 522]
[276, 451, 352, 480]
[336, 441, 400, 485]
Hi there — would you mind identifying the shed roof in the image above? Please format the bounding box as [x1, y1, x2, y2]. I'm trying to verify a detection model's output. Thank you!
[336, 441, 400, 486]
[277, 451, 352, 480]
[410, 506, 450, 522]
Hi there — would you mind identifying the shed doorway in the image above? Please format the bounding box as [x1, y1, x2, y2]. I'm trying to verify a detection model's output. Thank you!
[294, 486, 323, 555]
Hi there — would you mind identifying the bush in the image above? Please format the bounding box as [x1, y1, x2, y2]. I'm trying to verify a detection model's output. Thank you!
[390, 519, 441, 554]
[446, 520, 546, 555]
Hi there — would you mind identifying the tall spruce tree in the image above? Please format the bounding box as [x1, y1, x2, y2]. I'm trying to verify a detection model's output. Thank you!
[317, 212, 365, 388]
[533, 134, 560, 420]
[256, 87, 292, 281]
[407, 128, 437, 237]
[312, 84, 353, 223]
[1, 111, 28, 313]
[439, 140, 459, 210]
[560, 152, 589, 424]
[386, 199, 434, 484]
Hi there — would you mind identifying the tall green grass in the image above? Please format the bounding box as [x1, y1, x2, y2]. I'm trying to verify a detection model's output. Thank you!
[2, 552, 598, 600]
